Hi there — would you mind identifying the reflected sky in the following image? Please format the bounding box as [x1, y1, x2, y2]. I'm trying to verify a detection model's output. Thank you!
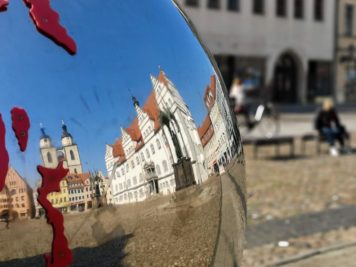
[0, 0, 215, 185]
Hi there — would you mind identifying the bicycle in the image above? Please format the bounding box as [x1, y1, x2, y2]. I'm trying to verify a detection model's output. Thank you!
[235, 102, 280, 138]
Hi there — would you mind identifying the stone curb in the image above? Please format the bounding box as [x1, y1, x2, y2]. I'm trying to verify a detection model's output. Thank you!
[265, 241, 356, 267]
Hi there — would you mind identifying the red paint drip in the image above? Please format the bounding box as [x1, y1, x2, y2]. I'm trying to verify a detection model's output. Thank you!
[37, 163, 73, 267]
[0, 0, 8, 12]
[0, 114, 9, 191]
[11, 107, 30, 152]
[23, 0, 77, 55]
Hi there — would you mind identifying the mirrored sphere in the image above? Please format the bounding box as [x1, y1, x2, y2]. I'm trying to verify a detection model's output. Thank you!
[0, 0, 246, 266]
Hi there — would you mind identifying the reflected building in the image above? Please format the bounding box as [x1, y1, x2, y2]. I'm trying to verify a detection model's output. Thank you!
[106, 70, 209, 205]
[199, 75, 238, 175]
[0, 168, 34, 220]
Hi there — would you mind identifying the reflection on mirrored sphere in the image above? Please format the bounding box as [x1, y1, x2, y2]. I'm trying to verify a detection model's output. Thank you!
[0, 0, 245, 266]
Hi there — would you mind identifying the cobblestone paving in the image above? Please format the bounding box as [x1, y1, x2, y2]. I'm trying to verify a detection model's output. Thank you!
[247, 205, 356, 248]
[0, 178, 221, 267]
[243, 133, 356, 267]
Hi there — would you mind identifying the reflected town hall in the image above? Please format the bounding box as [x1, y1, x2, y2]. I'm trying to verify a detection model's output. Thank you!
[106, 71, 237, 205]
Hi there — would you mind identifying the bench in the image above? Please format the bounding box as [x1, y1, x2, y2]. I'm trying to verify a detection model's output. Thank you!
[301, 131, 351, 155]
[250, 136, 295, 159]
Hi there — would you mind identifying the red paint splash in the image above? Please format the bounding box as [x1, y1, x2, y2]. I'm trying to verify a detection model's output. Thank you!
[0, 0, 76, 54]
[0, 0, 8, 12]
[37, 162, 73, 267]
[11, 107, 30, 152]
[0, 114, 9, 191]
[23, 0, 77, 55]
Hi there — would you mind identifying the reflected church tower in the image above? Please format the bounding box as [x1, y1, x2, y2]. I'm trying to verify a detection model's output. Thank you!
[39, 125, 58, 169]
[39, 122, 83, 174]
[60, 121, 83, 174]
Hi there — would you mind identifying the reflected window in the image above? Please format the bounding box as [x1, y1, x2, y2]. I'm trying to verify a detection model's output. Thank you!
[156, 164, 161, 176]
[163, 160, 168, 172]
[47, 152, 53, 163]
[185, 0, 199, 7]
[208, 0, 220, 9]
[276, 0, 287, 17]
[345, 4, 354, 36]
[253, 0, 265, 15]
[294, 0, 304, 19]
[156, 139, 161, 150]
[228, 0, 239, 11]
[70, 150, 75, 160]
[314, 0, 324, 21]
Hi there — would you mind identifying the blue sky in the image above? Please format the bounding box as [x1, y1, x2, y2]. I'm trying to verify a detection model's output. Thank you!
[0, 0, 216, 186]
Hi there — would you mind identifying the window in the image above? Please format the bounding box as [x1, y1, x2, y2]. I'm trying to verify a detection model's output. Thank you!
[127, 179, 131, 188]
[70, 150, 75, 160]
[47, 152, 52, 163]
[150, 144, 155, 154]
[146, 149, 150, 158]
[156, 164, 161, 176]
[140, 152, 145, 161]
[163, 160, 168, 172]
[156, 139, 161, 150]
[345, 4, 354, 36]
[276, 0, 287, 17]
[294, 0, 304, 19]
[185, 0, 199, 7]
[314, 0, 324, 21]
[121, 168, 125, 175]
[126, 164, 129, 172]
[131, 160, 135, 169]
[136, 156, 140, 165]
[253, 0, 264, 15]
[207, 0, 220, 9]
[228, 0, 239, 11]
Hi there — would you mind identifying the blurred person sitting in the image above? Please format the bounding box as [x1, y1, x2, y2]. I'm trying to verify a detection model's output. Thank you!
[315, 99, 350, 156]
[230, 78, 253, 129]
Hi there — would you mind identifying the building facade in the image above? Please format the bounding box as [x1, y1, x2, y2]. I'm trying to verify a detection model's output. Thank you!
[177, 0, 336, 103]
[0, 168, 33, 220]
[106, 71, 210, 205]
[335, 0, 356, 103]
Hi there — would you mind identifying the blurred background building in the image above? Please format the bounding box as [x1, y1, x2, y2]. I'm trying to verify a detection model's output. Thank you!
[178, 0, 356, 105]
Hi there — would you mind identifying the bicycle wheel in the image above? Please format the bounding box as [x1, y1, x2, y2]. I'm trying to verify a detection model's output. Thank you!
[258, 104, 280, 138]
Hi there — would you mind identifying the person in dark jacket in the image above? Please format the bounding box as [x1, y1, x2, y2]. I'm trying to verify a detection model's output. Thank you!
[315, 100, 349, 156]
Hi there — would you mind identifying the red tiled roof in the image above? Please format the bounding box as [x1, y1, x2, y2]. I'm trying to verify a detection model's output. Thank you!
[204, 75, 217, 111]
[198, 115, 214, 147]
[126, 118, 142, 142]
[143, 91, 161, 132]
[112, 138, 125, 159]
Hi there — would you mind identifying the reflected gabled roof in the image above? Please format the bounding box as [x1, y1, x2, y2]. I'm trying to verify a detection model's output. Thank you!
[198, 115, 214, 147]
[111, 87, 161, 160]
[204, 75, 217, 111]
[142, 91, 161, 132]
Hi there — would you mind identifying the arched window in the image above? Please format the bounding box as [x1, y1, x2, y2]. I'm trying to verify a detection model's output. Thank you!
[47, 152, 53, 163]
[163, 160, 168, 172]
[156, 139, 161, 150]
[70, 150, 75, 161]
[156, 164, 161, 176]
[150, 144, 155, 154]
